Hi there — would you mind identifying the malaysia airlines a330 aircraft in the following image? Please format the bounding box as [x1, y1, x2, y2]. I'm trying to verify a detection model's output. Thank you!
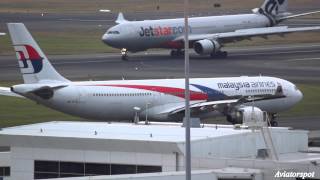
[0, 23, 303, 126]
[102, 0, 320, 60]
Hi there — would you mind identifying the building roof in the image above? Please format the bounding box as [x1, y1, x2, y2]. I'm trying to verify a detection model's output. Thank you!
[0, 121, 250, 142]
[0, 121, 304, 156]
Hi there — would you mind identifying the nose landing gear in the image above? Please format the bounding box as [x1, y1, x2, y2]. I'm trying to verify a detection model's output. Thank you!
[210, 51, 228, 59]
[121, 48, 128, 61]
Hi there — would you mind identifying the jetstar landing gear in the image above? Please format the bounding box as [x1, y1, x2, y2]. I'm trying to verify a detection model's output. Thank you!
[121, 48, 128, 61]
[170, 49, 184, 58]
[210, 51, 228, 59]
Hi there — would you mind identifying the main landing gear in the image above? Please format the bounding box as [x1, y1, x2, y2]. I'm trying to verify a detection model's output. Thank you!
[170, 49, 184, 58]
[210, 51, 228, 59]
[121, 48, 128, 61]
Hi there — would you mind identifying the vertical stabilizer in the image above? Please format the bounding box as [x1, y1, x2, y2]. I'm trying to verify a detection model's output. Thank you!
[7, 23, 69, 84]
[115, 12, 128, 24]
[260, 0, 288, 16]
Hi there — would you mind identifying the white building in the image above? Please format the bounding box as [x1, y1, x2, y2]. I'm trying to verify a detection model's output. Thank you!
[0, 121, 319, 180]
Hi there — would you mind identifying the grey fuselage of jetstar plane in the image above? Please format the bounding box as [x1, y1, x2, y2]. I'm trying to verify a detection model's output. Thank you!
[104, 14, 269, 51]
[102, 0, 320, 60]
[0, 23, 303, 126]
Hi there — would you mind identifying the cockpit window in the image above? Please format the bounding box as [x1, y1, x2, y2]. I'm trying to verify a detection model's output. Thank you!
[107, 31, 120, 34]
[294, 85, 298, 91]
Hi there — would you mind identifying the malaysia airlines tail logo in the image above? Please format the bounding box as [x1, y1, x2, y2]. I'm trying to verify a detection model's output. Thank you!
[14, 45, 43, 74]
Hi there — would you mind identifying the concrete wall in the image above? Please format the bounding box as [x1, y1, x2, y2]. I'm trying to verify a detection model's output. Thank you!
[47, 172, 218, 180]
[0, 152, 10, 167]
[178, 128, 308, 159]
[43, 169, 266, 180]
[0, 152, 11, 180]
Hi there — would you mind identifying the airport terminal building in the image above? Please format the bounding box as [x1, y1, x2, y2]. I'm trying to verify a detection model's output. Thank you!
[0, 121, 320, 180]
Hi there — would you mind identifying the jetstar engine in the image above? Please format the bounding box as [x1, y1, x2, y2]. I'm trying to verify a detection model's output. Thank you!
[194, 39, 221, 55]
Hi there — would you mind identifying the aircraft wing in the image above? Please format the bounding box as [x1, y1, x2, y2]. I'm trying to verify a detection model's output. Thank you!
[169, 94, 285, 115]
[174, 26, 320, 43]
[0, 33, 6, 36]
[0, 87, 24, 98]
[161, 86, 286, 116]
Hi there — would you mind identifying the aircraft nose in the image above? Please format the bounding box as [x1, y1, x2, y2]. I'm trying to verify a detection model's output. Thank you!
[102, 33, 111, 45]
[293, 88, 303, 104]
[296, 89, 303, 102]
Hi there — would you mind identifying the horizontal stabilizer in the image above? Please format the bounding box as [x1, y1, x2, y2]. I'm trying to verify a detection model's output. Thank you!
[278, 10, 320, 21]
[0, 87, 24, 98]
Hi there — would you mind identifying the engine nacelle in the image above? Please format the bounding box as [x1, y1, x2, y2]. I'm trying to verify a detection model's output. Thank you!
[194, 39, 221, 55]
[226, 106, 264, 125]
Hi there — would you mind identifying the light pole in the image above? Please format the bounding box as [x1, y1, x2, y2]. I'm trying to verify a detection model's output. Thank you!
[184, 0, 191, 179]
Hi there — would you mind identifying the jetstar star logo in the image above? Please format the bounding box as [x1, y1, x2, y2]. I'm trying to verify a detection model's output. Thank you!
[265, 0, 286, 15]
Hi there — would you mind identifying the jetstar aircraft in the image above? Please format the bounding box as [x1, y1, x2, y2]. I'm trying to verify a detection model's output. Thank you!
[0, 23, 303, 126]
[102, 0, 320, 60]
[0, 33, 5, 36]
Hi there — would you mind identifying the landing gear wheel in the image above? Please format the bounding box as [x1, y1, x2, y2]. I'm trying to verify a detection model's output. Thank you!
[170, 49, 184, 58]
[210, 51, 228, 59]
[121, 54, 128, 61]
[220, 51, 228, 58]
[121, 48, 128, 61]
[270, 120, 278, 127]
[170, 50, 178, 57]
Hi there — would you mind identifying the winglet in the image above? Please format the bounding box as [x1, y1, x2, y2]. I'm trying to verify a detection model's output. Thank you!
[115, 12, 128, 24]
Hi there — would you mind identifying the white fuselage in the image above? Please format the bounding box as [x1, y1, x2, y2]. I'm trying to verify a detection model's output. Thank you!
[102, 14, 270, 51]
[13, 76, 302, 122]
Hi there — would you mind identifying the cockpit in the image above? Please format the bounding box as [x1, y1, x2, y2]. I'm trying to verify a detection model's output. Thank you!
[102, 23, 135, 49]
[107, 31, 120, 35]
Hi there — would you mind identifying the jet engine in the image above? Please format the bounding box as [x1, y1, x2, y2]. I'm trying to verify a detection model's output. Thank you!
[226, 106, 264, 124]
[194, 39, 221, 55]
